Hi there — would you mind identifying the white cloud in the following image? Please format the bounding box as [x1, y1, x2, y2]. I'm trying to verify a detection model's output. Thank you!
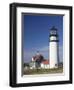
[23, 46, 49, 62]
[38, 46, 49, 52]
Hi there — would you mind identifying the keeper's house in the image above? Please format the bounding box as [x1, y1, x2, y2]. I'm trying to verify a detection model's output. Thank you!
[30, 52, 49, 69]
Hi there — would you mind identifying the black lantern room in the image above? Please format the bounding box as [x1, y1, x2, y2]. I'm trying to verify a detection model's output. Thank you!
[49, 26, 59, 42]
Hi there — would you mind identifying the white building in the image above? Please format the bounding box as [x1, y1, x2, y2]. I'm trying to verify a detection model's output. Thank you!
[49, 26, 59, 68]
[30, 54, 50, 69]
[41, 60, 49, 69]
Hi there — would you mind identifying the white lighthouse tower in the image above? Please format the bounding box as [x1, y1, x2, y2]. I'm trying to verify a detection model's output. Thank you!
[49, 26, 59, 68]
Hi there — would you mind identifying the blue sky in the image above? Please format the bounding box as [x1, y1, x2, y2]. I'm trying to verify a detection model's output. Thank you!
[22, 14, 63, 63]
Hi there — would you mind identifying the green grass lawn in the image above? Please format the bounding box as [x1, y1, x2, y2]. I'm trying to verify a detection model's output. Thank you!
[23, 67, 63, 75]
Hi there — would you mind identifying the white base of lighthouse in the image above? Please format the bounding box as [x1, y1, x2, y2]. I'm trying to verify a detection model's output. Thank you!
[49, 42, 59, 68]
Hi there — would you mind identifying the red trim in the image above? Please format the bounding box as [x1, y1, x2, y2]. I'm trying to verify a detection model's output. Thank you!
[42, 60, 49, 64]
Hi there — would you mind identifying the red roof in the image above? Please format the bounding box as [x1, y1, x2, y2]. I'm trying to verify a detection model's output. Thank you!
[42, 60, 49, 64]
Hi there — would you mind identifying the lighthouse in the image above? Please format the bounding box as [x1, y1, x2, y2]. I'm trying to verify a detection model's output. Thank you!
[49, 26, 59, 68]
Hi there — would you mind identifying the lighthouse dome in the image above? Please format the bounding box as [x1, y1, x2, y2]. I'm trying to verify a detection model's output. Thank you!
[50, 26, 57, 30]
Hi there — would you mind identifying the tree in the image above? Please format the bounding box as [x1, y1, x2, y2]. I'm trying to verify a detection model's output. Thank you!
[34, 54, 44, 70]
